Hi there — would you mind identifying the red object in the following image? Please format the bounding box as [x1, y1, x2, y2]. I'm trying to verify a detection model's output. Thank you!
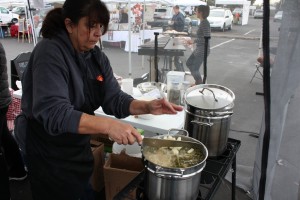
[6, 89, 21, 131]
[10, 24, 18, 37]
[96, 75, 104, 81]
[9, 24, 32, 38]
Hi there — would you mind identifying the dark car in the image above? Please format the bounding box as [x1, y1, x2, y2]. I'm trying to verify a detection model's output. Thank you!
[147, 7, 192, 34]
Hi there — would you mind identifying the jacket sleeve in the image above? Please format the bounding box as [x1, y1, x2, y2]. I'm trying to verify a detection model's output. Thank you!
[98, 52, 134, 119]
[30, 42, 83, 135]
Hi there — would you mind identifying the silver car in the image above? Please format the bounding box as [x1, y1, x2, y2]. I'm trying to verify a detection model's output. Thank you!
[273, 11, 283, 22]
[254, 9, 264, 19]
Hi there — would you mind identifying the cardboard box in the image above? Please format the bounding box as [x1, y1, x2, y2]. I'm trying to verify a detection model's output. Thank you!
[90, 140, 105, 192]
[104, 152, 144, 200]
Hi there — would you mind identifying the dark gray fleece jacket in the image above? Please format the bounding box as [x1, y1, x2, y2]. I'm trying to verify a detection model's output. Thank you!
[0, 42, 12, 109]
[21, 30, 133, 136]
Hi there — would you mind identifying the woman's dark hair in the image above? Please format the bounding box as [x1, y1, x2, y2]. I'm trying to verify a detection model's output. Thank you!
[41, 0, 110, 38]
[196, 5, 210, 19]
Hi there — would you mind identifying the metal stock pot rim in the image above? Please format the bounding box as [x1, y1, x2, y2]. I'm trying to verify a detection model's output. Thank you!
[184, 84, 235, 111]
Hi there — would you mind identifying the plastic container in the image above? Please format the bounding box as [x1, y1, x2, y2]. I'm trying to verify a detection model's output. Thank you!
[167, 71, 185, 100]
[167, 81, 181, 105]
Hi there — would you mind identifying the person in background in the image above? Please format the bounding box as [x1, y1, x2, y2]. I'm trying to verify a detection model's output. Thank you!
[119, 8, 129, 23]
[186, 5, 211, 85]
[15, 0, 182, 199]
[171, 5, 185, 32]
[0, 42, 27, 200]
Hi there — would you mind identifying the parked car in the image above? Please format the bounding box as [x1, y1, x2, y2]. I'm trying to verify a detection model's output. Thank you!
[12, 6, 25, 15]
[254, 9, 264, 19]
[147, 6, 191, 34]
[0, 6, 19, 23]
[207, 8, 233, 32]
[273, 11, 283, 22]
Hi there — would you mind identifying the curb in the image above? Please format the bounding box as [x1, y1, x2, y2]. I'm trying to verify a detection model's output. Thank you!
[211, 34, 279, 41]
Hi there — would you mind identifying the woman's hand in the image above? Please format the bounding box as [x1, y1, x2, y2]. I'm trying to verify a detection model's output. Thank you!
[147, 98, 183, 115]
[78, 113, 142, 145]
[129, 98, 183, 116]
[106, 120, 143, 145]
[186, 40, 193, 45]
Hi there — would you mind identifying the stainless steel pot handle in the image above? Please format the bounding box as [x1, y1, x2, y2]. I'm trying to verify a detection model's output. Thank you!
[199, 88, 218, 102]
[168, 128, 188, 136]
[210, 111, 234, 117]
[155, 167, 184, 177]
[191, 120, 214, 127]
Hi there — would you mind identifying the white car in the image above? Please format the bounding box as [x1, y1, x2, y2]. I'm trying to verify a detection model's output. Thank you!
[273, 11, 283, 22]
[0, 6, 19, 24]
[254, 9, 264, 19]
[207, 9, 233, 32]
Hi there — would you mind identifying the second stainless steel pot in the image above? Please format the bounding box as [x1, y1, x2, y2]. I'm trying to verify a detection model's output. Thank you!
[184, 84, 235, 157]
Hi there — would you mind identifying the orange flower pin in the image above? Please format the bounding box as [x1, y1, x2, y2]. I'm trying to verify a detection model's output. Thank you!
[96, 75, 104, 81]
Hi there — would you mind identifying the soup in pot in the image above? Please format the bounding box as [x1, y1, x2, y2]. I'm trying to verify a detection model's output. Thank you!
[143, 145, 204, 168]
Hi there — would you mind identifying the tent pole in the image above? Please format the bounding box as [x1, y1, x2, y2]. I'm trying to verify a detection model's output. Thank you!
[258, 0, 271, 198]
[128, 0, 132, 78]
[26, 0, 37, 46]
[141, 0, 146, 69]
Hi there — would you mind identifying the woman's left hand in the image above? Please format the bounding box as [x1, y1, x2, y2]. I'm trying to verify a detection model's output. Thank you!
[148, 98, 183, 115]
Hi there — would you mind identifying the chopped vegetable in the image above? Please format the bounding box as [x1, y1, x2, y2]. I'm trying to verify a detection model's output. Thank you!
[188, 148, 194, 154]
[172, 148, 179, 155]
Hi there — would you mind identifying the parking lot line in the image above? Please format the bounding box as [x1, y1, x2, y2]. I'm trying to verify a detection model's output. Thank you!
[211, 39, 235, 49]
[244, 29, 256, 35]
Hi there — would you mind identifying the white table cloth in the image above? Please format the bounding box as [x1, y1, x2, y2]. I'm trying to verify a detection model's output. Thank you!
[101, 28, 163, 52]
[13, 88, 185, 135]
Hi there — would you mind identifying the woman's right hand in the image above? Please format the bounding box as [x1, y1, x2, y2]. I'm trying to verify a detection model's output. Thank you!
[106, 120, 142, 145]
[186, 40, 193, 45]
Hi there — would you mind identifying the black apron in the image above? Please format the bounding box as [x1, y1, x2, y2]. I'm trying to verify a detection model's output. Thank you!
[26, 52, 105, 200]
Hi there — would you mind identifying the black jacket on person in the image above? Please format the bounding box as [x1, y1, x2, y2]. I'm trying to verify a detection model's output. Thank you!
[0, 42, 11, 109]
[18, 29, 134, 199]
[119, 13, 129, 23]
[171, 12, 185, 32]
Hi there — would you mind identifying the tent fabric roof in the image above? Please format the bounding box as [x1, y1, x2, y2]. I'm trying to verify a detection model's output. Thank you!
[215, 0, 249, 5]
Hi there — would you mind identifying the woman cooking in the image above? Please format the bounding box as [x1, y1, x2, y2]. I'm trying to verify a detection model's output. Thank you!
[186, 5, 211, 85]
[16, 0, 182, 199]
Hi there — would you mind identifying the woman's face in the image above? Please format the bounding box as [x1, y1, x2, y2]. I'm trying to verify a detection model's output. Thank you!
[196, 9, 203, 20]
[67, 17, 103, 52]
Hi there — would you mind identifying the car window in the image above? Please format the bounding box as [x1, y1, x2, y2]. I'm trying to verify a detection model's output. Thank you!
[210, 10, 225, 17]
[155, 9, 167, 12]
[1, 7, 9, 14]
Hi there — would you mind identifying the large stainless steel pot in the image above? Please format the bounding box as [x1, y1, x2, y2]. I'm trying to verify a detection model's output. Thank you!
[142, 129, 208, 200]
[184, 84, 235, 157]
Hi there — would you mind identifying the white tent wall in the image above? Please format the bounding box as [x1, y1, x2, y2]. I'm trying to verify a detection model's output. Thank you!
[241, 1, 250, 25]
[169, 0, 207, 6]
[215, 0, 251, 25]
[252, 0, 300, 199]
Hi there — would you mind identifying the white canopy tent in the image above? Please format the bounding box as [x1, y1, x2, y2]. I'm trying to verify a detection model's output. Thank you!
[167, 0, 206, 6]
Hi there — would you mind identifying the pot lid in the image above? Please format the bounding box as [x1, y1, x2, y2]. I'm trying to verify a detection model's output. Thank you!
[185, 84, 235, 110]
